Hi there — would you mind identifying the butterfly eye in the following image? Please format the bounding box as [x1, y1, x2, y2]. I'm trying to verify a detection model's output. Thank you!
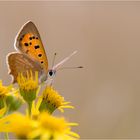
[49, 70, 53, 76]
[48, 70, 56, 77]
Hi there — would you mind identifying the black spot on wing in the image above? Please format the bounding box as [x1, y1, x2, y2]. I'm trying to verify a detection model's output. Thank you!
[29, 37, 32, 40]
[38, 54, 42, 57]
[34, 45, 40, 49]
[24, 43, 28, 46]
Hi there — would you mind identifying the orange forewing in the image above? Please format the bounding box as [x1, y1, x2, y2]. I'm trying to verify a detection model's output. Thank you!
[15, 21, 48, 73]
[19, 33, 48, 72]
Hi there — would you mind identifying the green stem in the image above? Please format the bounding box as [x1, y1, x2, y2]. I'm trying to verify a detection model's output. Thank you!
[28, 101, 32, 116]
[4, 132, 9, 140]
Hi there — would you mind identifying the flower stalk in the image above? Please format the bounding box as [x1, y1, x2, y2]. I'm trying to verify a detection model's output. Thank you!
[4, 132, 9, 140]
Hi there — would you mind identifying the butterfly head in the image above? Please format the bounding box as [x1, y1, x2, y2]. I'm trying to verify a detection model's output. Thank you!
[41, 51, 83, 86]
[39, 68, 56, 84]
[48, 69, 56, 77]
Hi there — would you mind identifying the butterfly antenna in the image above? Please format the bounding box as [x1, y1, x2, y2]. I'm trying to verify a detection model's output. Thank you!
[52, 53, 57, 68]
[58, 66, 83, 71]
[53, 51, 78, 70]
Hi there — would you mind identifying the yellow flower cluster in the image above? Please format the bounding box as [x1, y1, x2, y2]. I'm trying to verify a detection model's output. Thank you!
[0, 71, 80, 140]
[0, 112, 79, 140]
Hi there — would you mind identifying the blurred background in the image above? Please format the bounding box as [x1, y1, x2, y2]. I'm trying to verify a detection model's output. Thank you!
[0, 1, 140, 139]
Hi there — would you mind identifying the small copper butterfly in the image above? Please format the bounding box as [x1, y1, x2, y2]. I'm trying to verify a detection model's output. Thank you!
[7, 21, 79, 84]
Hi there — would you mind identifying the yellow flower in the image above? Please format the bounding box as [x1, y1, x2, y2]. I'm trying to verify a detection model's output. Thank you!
[17, 70, 38, 91]
[0, 81, 12, 117]
[37, 112, 79, 140]
[17, 71, 39, 113]
[29, 112, 79, 140]
[0, 113, 37, 139]
[17, 71, 38, 89]
[39, 86, 74, 114]
[17, 71, 38, 98]
[0, 80, 12, 95]
[0, 80, 12, 101]
[0, 112, 79, 140]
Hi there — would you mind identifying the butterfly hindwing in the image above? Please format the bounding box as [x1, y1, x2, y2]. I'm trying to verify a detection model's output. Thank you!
[7, 53, 45, 83]
[14, 21, 48, 73]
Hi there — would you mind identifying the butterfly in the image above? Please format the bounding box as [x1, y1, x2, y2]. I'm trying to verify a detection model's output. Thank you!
[7, 21, 79, 84]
